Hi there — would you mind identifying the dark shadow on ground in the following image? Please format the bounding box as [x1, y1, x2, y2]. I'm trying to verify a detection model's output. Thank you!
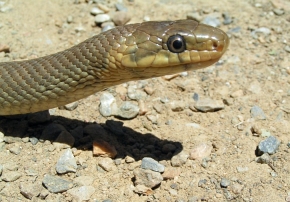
[0, 111, 183, 161]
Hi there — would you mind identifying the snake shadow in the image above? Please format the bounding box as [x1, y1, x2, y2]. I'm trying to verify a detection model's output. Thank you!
[0, 111, 183, 161]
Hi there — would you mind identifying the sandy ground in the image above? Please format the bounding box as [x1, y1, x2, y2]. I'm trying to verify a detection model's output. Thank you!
[0, 0, 290, 201]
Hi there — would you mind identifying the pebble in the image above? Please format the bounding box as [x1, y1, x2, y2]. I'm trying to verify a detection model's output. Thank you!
[0, 44, 10, 53]
[93, 140, 117, 158]
[90, 7, 104, 15]
[99, 92, 118, 117]
[153, 103, 163, 114]
[94, 14, 111, 24]
[171, 151, 189, 167]
[67, 186, 95, 201]
[112, 11, 131, 26]
[236, 166, 249, 173]
[194, 98, 224, 112]
[117, 101, 139, 119]
[1, 171, 22, 182]
[141, 157, 165, 173]
[222, 12, 232, 25]
[29, 137, 39, 145]
[285, 46, 290, 53]
[256, 153, 271, 164]
[162, 167, 181, 180]
[98, 157, 116, 171]
[125, 156, 135, 163]
[19, 182, 41, 199]
[146, 114, 158, 124]
[261, 129, 271, 137]
[250, 106, 266, 120]
[42, 174, 73, 193]
[257, 136, 280, 155]
[97, 4, 110, 13]
[189, 143, 213, 160]
[134, 168, 163, 188]
[3, 162, 18, 171]
[101, 22, 115, 32]
[115, 2, 128, 11]
[127, 85, 147, 100]
[8, 145, 21, 155]
[273, 8, 284, 16]
[202, 16, 221, 27]
[170, 101, 185, 112]
[64, 101, 78, 111]
[231, 183, 243, 194]
[186, 12, 203, 22]
[53, 131, 75, 150]
[220, 178, 231, 188]
[134, 184, 153, 195]
[55, 148, 77, 174]
[73, 176, 95, 186]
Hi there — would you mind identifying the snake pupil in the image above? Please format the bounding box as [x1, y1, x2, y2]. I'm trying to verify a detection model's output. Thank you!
[167, 34, 185, 53]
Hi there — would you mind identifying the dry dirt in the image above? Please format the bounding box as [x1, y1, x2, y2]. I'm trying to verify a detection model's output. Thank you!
[0, 0, 290, 201]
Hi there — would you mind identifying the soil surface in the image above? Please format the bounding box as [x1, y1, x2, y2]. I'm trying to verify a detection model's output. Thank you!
[0, 0, 290, 201]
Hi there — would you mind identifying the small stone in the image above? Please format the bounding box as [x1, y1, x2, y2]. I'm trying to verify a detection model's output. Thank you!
[134, 184, 153, 195]
[42, 174, 73, 193]
[73, 176, 95, 186]
[171, 151, 189, 167]
[8, 145, 21, 155]
[93, 140, 117, 158]
[194, 98, 224, 112]
[98, 157, 115, 171]
[115, 2, 128, 11]
[285, 46, 290, 53]
[250, 106, 266, 120]
[19, 182, 41, 199]
[256, 153, 271, 164]
[0, 44, 10, 53]
[202, 16, 221, 27]
[189, 143, 213, 160]
[141, 157, 165, 173]
[97, 4, 110, 12]
[138, 100, 148, 115]
[127, 85, 147, 100]
[99, 92, 118, 117]
[220, 178, 231, 188]
[170, 101, 185, 112]
[117, 101, 139, 119]
[231, 183, 243, 194]
[261, 129, 271, 137]
[1, 171, 22, 182]
[125, 156, 135, 163]
[153, 103, 163, 114]
[101, 22, 115, 32]
[257, 136, 280, 155]
[55, 148, 77, 174]
[273, 8, 284, 16]
[67, 15, 73, 23]
[134, 168, 163, 188]
[95, 14, 111, 24]
[39, 189, 49, 200]
[162, 167, 181, 180]
[64, 101, 78, 111]
[187, 12, 202, 21]
[236, 166, 249, 173]
[53, 131, 75, 150]
[29, 137, 39, 145]
[146, 114, 158, 124]
[90, 7, 104, 15]
[3, 162, 18, 171]
[144, 86, 154, 95]
[112, 11, 131, 26]
[67, 186, 95, 201]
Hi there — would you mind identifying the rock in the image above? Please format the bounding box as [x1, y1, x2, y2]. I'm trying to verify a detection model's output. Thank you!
[42, 174, 73, 193]
[99, 92, 118, 117]
[90, 7, 104, 15]
[250, 106, 266, 120]
[27, 111, 50, 124]
[73, 176, 95, 186]
[194, 98, 224, 112]
[146, 114, 158, 124]
[115, 2, 128, 11]
[53, 131, 75, 150]
[170, 101, 185, 112]
[95, 14, 111, 24]
[134, 184, 153, 195]
[202, 16, 221, 27]
[273, 8, 284, 16]
[220, 178, 231, 188]
[236, 166, 249, 173]
[101, 22, 115, 32]
[8, 145, 21, 155]
[141, 157, 165, 173]
[171, 151, 189, 167]
[64, 101, 78, 111]
[256, 153, 271, 164]
[93, 140, 117, 158]
[125, 156, 135, 163]
[222, 12, 232, 25]
[19, 182, 42, 199]
[231, 183, 243, 194]
[112, 11, 131, 26]
[98, 157, 115, 172]
[134, 168, 163, 188]
[1, 171, 22, 182]
[189, 143, 213, 160]
[3, 162, 18, 171]
[117, 101, 139, 119]
[162, 167, 181, 180]
[127, 85, 147, 100]
[187, 12, 202, 22]
[257, 136, 280, 155]
[144, 86, 154, 95]
[29, 137, 39, 145]
[67, 186, 95, 201]
[0, 44, 10, 53]
[55, 148, 77, 174]
[39, 189, 49, 200]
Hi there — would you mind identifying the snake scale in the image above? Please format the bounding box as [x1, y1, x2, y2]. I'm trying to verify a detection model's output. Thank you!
[0, 20, 229, 115]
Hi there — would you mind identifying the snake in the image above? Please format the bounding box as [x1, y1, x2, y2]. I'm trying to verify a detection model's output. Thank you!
[0, 20, 229, 115]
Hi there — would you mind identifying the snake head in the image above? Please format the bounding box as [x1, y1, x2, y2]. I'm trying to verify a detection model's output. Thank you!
[111, 20, 229, 77]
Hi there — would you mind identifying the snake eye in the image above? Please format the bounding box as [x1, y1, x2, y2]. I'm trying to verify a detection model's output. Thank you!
[167, 34, 186, 53]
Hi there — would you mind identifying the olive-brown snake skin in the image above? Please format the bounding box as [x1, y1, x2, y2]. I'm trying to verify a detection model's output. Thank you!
[0, 20, 229, 115]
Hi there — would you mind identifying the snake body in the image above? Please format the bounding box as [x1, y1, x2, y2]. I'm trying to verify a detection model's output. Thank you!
[0, 20, 229, 115]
